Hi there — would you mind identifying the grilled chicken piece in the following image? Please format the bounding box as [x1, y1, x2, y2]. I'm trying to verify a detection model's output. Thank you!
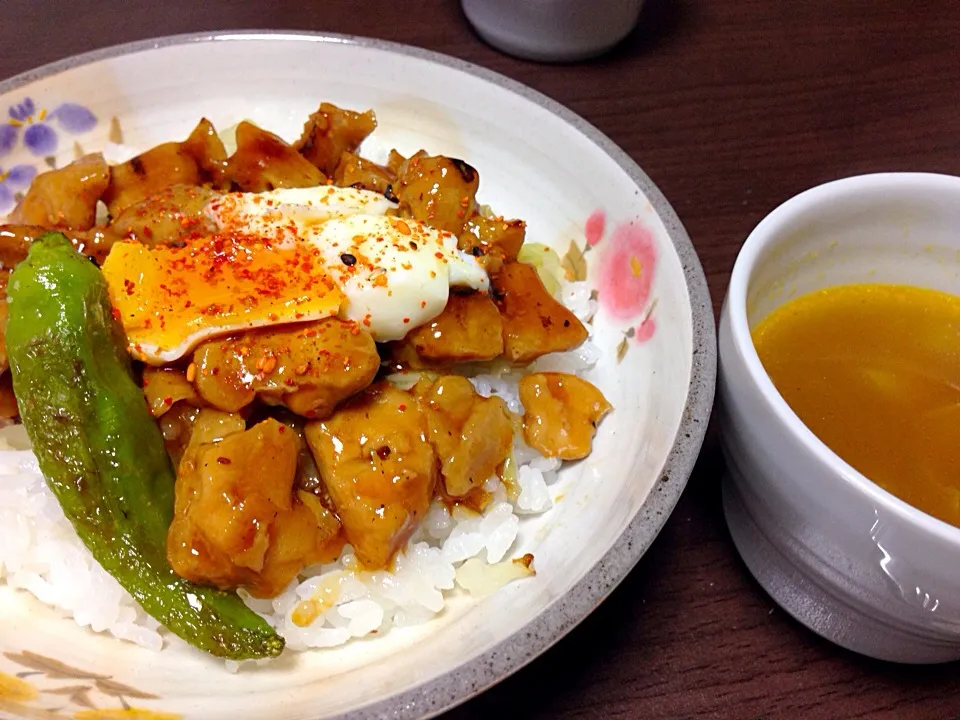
[107, 184, 218, 247]
[0, 372, 17, 421]
[296, 103, 377, 176]
[385, 149, 406, 175]
[391, 292, 504, 369]
[227, 121, 326, 192]
[167, 418, 341, 598]
[267, 409, 334, 503]
[333, 151, 396, 195]
[193, 318, 379, 418]
[181, 117, 229, 185]
[0, 231, 31, 273]
[415, 375, 514, 498]
[142, 367, 201, 418]
[8, 153, 110, 230]
[491, 262, 588, 363]
[458, 214, 526, 274]
[394, 154, 478, 235]
[519, 372, 612, 460]
[103, 118, 227, 216]
[157, 404, 201, 469]
[305, 383, 437, 569]
[0, 224, 115, 265]
[158, 406, 244, 470]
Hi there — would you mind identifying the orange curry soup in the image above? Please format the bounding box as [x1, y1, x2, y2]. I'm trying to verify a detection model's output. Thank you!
[752, 283, 960, 528]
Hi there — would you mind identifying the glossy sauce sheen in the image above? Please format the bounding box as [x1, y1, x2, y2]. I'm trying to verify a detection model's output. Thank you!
[753, 283, 960, 528]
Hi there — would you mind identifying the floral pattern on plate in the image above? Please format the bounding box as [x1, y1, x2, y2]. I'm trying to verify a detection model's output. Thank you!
[0, 650, 177, 720]
[0, 97, 99, 213]
[561, 210, 660, 363]
[0, 163, 37, 214]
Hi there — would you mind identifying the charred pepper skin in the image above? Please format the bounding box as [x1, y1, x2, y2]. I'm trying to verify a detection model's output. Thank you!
[6, 233, 284, 660]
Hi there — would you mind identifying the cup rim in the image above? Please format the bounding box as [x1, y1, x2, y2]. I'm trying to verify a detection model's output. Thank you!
[727, 171, 960, 545]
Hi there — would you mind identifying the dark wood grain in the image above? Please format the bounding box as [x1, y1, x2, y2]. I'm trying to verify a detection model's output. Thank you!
[4, 1, 960, 718]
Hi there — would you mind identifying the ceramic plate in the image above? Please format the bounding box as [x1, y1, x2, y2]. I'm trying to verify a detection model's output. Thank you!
[0, 32, 715, 720]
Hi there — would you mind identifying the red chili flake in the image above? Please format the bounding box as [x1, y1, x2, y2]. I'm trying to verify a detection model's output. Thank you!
[419, 300, 427, 309]
[402, 317, 410, 324]
[434, 252, 444, 259]
[163, 397, 173, 406]
[278, 425, 287, 434]
[398, 404, 407, 411]
[111, 307, 121, 321]
[217, 456, 232, 465]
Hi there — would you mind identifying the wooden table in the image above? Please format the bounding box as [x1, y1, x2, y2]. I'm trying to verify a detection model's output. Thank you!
[4, 1, 960, 717]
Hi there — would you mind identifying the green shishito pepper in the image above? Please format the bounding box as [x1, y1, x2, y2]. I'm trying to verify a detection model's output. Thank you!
[6, 233, 284, 660]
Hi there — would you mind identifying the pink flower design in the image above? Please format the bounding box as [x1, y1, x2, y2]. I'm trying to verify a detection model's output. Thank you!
[597, 222, 658, 322]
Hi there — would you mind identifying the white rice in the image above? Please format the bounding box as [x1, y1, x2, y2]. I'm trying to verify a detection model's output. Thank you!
[0, 280, 598, 666]
[0, 426, 165, 651]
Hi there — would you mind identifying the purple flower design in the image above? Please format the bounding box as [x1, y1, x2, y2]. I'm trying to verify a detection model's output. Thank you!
[0, 164, 38, 214]
[3, 97, 97, 158]
[0, 125, 16, 156]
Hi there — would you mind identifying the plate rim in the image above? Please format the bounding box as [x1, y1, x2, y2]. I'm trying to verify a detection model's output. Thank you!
[0, 29, 717, 720]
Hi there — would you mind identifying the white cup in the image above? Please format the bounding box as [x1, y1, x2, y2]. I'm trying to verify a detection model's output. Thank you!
[461, 0, 646, 62]
[720, 173, 960, 663]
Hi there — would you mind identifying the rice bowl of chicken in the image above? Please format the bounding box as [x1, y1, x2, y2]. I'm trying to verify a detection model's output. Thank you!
[0, 32, 715, 720]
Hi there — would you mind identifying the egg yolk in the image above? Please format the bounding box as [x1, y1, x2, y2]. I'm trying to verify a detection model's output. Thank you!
[102, 234, 344, 364]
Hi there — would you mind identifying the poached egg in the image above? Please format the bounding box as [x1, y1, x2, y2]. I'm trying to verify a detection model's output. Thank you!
[102, 186, 488, 364]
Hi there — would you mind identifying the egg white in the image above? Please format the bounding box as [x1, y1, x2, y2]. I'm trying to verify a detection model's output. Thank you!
[206, 186, 489, 342]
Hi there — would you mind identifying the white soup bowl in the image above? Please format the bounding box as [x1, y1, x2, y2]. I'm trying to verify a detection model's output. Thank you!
[720, 172, 960, 663]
